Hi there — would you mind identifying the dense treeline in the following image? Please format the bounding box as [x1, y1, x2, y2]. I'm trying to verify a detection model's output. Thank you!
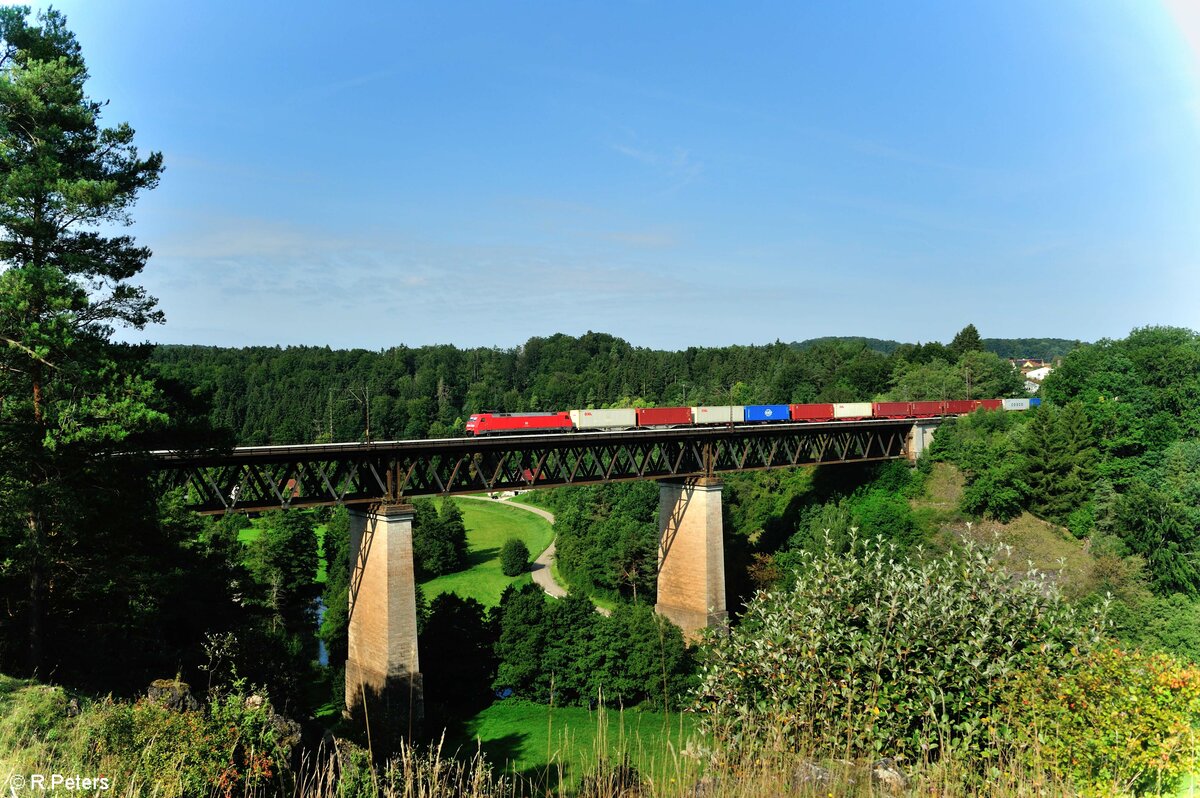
[149, 324, 1024, 445]
[929, 326, 1200, 661]
[792, 334, 1081, 360]
[535, 482, 660, 603]
[490, 585, 694, 708]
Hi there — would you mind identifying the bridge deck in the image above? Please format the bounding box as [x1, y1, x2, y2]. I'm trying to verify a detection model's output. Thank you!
[149, 418, 935, 514]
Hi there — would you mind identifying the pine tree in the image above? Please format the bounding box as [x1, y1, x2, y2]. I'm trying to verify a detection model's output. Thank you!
[948, 324, 984, 361]
[1022, 402, 1098, 525]
[0, 8, 164, 674]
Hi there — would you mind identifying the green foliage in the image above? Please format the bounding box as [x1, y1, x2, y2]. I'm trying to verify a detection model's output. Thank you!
[1021, 402, 1099, 527]
[999, 647, 1200, 796]
[500, 537, 530, 577]
[247, 510, 320, 619]
[885, 357, 961, 402]
[550, 482, 659, 603]
[419, 497, 552, 607]
[492, 584, 695, 708]
[979, 337, 1082, 360]
[150, 328, 1042, 447]
[695, 535, 1103, 760]
[1111, 592, 1200, 665]
[850, 489, 921, 550]
[793, 334, 1081, 361]
[1111, 479, 1200, 596]
[947, 324, 984, 361]
[883, 350, 1022, 402]
[90, 680, 293, 797]
[0, 5, 169, 679]
[929, 408, 1032, 522]
[1042, 326, 1200, 483]
[412, 497, 468, 578]
[493, 584, 550, 697]
[319, 507, 351, 708]
[420, 593, 497, 716]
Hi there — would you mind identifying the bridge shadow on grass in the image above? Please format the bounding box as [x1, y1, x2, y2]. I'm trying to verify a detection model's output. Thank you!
[466, 546, 500, 568]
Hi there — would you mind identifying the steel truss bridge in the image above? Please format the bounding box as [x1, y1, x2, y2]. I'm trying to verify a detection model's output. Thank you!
[149, 419, 924, 515]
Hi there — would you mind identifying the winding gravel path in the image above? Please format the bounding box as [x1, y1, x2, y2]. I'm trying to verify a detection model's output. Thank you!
[457, 494, 610, 614]
[456, 494, 566, 598]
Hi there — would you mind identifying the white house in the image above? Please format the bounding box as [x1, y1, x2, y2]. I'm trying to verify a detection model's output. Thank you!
[1026, 366, 1053, 382]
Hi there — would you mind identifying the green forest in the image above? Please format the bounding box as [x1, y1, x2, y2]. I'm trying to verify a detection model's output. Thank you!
[148, 323, 1034, 444]
[4, 6, 1200, 797]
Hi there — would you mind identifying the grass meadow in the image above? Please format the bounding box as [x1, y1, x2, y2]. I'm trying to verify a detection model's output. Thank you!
[445, 698, 702, 791]
[420, 498, 554, 606]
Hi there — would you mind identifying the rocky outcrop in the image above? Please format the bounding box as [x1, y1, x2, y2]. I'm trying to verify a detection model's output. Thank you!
[146, 678, 199, 711]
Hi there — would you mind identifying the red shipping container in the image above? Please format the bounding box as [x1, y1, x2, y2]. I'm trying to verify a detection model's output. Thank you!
[911, 401, 944, 417]
[636, 407, 693, 427]
[789, 404, 835, 422]
[944, 400, 979, 415]
[980, 399, 1003, 411]
[872, 402, 912, 418]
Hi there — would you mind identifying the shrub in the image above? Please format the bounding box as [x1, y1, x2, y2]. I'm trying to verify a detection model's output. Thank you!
[87, 680, 293, 797]
[694, 534, 1104, 762]
[500, 537, 530, 577]
[998, 646, 1200, 796]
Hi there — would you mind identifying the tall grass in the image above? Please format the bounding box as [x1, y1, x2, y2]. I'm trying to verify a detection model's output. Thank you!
[0, 673, 1105, 797]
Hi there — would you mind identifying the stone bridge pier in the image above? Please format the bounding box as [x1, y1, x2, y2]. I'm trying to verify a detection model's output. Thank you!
[655, 478, 728, 638]
[906, 420, 938, 464]
[345, 504, 423, 749]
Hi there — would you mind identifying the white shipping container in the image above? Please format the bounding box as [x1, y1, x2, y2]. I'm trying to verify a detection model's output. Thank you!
[691, 405, 746, 424]
[833, 402, 873, 419]
[569, 408, 637, 430]
[1003, 398, 1031, 411]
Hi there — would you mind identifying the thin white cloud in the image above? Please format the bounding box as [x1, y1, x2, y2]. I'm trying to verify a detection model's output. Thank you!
[608, 138, 704, 193]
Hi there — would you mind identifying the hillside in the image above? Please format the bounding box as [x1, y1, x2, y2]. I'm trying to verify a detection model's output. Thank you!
[790, 335, 1083, 360]
[915, 463, 1099, 598]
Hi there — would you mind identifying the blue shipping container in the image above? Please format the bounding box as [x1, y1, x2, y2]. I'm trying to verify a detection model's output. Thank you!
[1029, 397, 1042, 407]
[744, 404, 790, 422]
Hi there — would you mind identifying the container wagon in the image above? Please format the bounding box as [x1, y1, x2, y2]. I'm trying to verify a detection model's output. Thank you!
[569, 408, 638, 430]
[834, 402, 873, 419]
[692, 406, 745, 424]
[636, 407, 692, 427]
[789, 403, 835, 422]
[744, 404, 790, 422]
[872, 402, 912, 419]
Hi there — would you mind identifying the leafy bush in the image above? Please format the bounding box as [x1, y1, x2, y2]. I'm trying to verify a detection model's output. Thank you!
[998, 646, 1200, 796]
[850, 489, 922, 550]
[87, 680, 293, 797]
[694, 535, 1104, 762]
[500, 537, 530, 576]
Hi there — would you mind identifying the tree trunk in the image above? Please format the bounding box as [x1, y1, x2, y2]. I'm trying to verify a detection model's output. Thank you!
[27, 505, 44, 676]
[28, 371, 45, 675]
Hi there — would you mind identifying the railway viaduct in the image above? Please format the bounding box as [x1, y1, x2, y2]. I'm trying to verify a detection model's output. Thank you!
[149, 417, 941, 742]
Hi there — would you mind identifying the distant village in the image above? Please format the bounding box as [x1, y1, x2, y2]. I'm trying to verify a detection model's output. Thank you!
[1009, 358, 1057, 393]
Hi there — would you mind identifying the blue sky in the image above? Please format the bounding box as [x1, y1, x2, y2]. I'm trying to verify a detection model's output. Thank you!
[26, 1, 1200, 349]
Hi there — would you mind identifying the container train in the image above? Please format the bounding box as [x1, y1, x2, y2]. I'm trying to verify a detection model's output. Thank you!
[465, 398, 1040, 436]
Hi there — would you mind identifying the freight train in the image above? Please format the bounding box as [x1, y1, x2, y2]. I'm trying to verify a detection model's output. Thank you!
[465, 398, 1040, 436]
